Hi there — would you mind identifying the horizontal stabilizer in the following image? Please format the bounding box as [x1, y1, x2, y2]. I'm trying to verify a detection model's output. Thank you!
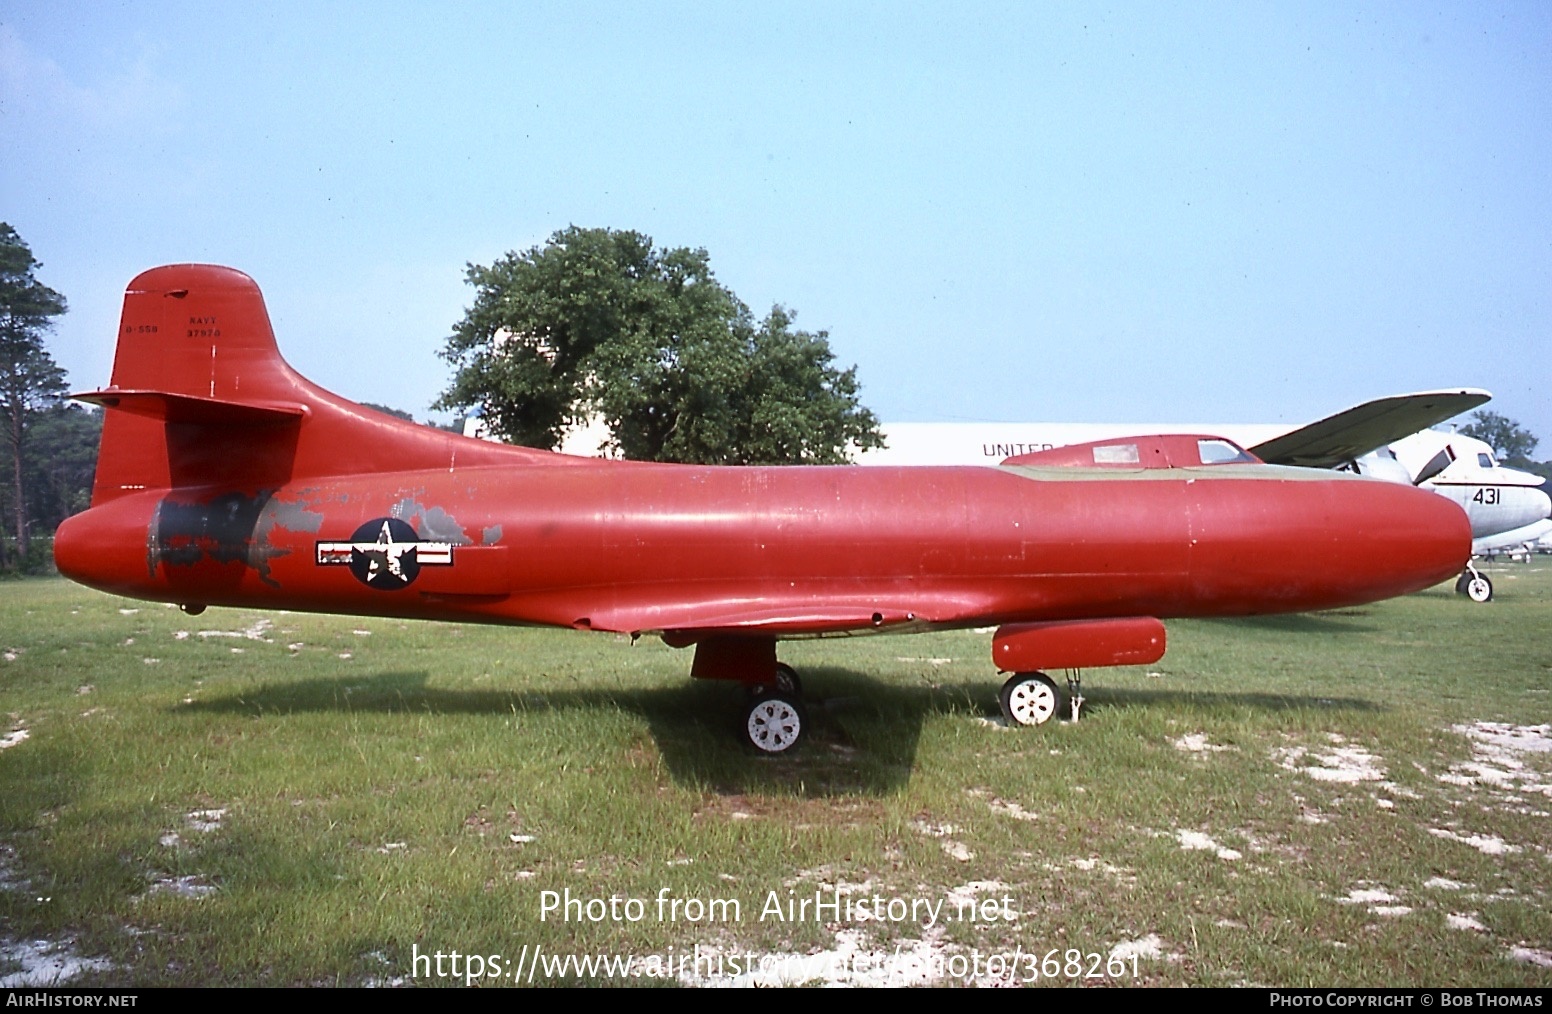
[74, 389, 306, 426]
[1250, 389, 1491, 468]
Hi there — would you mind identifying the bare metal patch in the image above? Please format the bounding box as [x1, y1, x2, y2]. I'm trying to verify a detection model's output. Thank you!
[149, 491, 322, 588]
[391, 498, 472, 545]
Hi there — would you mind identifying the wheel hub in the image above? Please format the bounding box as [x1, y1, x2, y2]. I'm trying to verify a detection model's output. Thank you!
[747, 697, 802, 753]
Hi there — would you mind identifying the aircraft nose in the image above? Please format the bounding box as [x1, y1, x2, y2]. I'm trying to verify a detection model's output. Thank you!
[1360, 480, 1473, 596]
[1499, 485, 1552, 533]
[1187, 474, 1471, 612]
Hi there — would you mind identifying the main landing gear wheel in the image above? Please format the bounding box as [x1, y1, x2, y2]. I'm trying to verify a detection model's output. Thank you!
[998, 672, 1062, 727]
[744, 692, 805, 755]
[774, 662, 803, 696]
[1465, 573, 1494, 603]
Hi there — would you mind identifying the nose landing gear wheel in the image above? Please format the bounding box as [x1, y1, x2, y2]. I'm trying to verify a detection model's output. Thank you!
[1456, 567, 1494, 602]
[998, 672, 1062, 727]
[1465, 573, 1493, 602]
[744, 692, 805, 754]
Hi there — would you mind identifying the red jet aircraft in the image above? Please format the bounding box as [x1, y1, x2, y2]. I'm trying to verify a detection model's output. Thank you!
[56, 265, 1470, 753]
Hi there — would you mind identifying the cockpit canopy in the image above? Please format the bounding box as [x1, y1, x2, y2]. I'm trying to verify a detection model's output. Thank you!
[1000, 434, 1262, 469]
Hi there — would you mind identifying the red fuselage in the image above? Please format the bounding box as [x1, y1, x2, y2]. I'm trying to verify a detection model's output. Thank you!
[53, 264, 1470, 663]
[56, 458, 1469, 639]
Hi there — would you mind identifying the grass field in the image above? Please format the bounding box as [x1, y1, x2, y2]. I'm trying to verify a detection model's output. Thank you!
[2, 562, 1550, 987]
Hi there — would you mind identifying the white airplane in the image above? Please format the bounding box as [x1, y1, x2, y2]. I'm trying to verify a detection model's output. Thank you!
[1372, 431, 1550, 602]
[857, 390, 1550, 603]
[1473, 519, 1552, 560]
[856, 390, 1494, 469]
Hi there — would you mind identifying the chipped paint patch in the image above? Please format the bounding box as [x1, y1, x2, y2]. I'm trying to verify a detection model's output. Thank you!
[1425, 877, 1467, 891]
[1175, 829, 1241, 861]
[150, 491, 292, 586]
[1447, 913, 1488, 932]
[0, 728, 29, 750]
[391, 498, 472, 545]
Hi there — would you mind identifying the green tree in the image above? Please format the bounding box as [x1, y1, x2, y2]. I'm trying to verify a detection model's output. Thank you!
[360, 401, 416, 422]
[20, 403, 101, 533]
[1460, 410, 1539, 465]
[436, 227, 884, 465]
[0, 224, 69, 567]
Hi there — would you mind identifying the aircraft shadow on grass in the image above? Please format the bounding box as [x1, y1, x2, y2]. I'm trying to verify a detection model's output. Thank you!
[1195, 612, 1381, 635]
[178, 667, 928, 796]
[176, 667, 1379, 796]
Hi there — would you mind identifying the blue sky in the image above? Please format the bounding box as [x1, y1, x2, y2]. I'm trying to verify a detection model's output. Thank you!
[5, 2, 1550, 447]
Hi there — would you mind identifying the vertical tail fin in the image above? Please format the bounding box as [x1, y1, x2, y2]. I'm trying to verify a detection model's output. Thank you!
[77, 265, 309, 503]
[76, 264, 559, 505]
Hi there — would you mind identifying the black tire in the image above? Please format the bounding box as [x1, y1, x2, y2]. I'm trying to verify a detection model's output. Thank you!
[1465, 573, 1493, 603]
[774, 662, 802, 696]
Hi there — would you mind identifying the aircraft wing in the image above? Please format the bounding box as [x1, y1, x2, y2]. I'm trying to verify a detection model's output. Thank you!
[1249, 389, 1491, 468]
